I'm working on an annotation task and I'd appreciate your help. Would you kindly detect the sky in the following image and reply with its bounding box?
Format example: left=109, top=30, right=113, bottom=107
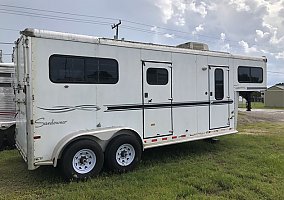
left=0, top=0, right=283, bottom=86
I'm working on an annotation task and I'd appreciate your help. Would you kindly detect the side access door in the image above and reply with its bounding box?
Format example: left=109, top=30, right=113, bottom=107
left=209, top=66, right=230, bottom=129
left=142, top=61, right=173, bottom=138
left=14, top=36, right=34, bottom=169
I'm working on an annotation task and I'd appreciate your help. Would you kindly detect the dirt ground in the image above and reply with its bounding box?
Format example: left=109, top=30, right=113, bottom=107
left=238, top=108, right=284, bottom=124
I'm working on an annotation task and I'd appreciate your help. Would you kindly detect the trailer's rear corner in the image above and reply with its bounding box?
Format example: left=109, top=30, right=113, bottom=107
left=14, top=34, right=36, bottom=170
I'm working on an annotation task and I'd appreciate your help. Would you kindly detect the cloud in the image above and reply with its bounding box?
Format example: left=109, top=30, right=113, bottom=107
left=175, top=17, right=185, bottom=26
left=150, top=0, right=283, bottom=85
left=164, top=33, right=174, bottom=38
left=150, top=26, right=158, bottom=32
left=154, top=0, right=173, bottom=23
left=188, top=1, right=208, bottom=18
left=229, top=0, right=250, bottom=12
left=219, top=33, right=231, bottom=51
left=192, top=24, right=204, bottom=35
left=154, top=0, right=213, bottom=24
left=220, top=32, right=226, bottom=42
left=275, top=51, right=284, bottom=59
left=255, top=29, right=270, bottom=42
left=222, top=43, right=231, bottom=52
left=256, top=29, right=269, bottom=38
left=239, top=40, right=258, bottom=53
left=269, top=29, right=284, bottom=45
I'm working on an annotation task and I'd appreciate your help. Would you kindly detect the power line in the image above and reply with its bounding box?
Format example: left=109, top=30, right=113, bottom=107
left=0, top=9, right=112, bottom=26
left=0, top=27, right=19, bottom=32
left=0, top=4, right=281, bottom=53
left=0, top=3, right=234, bottom=43
left=0, top=42, right=13, bottom=45
left=0, top=3, right=273, bottom=50
left=267, top=71, right=284, bottom=75
left=0, top=4, right=118, bottom=22
left=0, top=8, right=204, bottom=45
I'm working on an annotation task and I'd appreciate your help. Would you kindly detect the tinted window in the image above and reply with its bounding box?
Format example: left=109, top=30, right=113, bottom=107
left=238, top=67, right=250, bottom=82
left=0, top=73, right=11, bottom=78
left=0, top=83, right=11, bottom=87
left=250, top=67, right=263, bottom=83
left=215, top=69, right=224, bottom=100
left=49, top=55, right=118, bottom=84
left=238, top=66, right=263, bottom=83
left=147, top=68, right=168, bottom=85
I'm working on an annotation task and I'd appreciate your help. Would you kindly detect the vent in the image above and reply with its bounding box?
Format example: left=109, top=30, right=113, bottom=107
left=176, top=42, right=209, bottom=51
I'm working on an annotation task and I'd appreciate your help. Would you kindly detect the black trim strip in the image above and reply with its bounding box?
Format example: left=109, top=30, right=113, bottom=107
left=141, top=60, right=172, bottom=65
left=105, top=100, right=233, bottom=112
left=144, top=133, right=173, bottom=139
left=209, top=125, right=230, bottom=130
left=211, top=100, right=233, bottom=105
left=246, top=87, right=267, bottom=90
left=208, top=65, right=229, bottom=69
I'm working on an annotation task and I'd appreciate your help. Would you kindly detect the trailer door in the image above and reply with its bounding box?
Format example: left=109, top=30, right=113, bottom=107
left=143, top=61, right=173, bottom=138
left=209, top=66, right=230, bottom=129
left=14, top=37, right=29, bottom=158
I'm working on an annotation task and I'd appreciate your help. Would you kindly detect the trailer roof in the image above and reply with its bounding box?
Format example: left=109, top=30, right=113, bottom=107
left=20, top=28, right=266, bottom=62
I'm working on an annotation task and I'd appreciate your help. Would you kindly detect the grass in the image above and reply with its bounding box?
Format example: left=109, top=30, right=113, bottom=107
left=0, top=120, right=284, bottom=199
left=238, top=102, right=284, bottom=109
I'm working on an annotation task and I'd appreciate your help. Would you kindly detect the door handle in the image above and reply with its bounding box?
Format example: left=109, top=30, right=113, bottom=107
left=168, top=98, right=173, bottom=101
left=148, top=99, right=152, bottom=103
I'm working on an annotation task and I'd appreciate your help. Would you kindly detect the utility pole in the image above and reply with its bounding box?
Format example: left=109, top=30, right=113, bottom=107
left=112, top=20, right=121, bottom=40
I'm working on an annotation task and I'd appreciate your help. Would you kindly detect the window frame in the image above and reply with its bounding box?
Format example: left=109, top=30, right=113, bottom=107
left=49, top=54, right=119, bottom=84
left=214, top=68, right=224, bottom=100
left=238, top=66, right=263, bottom=83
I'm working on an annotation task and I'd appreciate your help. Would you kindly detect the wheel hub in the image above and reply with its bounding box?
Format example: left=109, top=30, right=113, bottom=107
left=116, top=144, right=135, bottom=166
left=121, top=150, right=127, bottom=158
left=72, top=149, right=96, bottom=174
left=79, top=156, right=87, bottom=165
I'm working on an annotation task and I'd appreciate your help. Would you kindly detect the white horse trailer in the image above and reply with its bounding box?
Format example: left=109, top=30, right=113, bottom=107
left=0, top=62, right=16, bottom=149
left=14, top=29, right=267, bottom=179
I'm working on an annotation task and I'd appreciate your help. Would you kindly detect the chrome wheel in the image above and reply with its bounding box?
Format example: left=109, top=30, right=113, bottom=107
left=116, top=144, right=135, bottom=166
left=72, top=149, right=96, bottom=174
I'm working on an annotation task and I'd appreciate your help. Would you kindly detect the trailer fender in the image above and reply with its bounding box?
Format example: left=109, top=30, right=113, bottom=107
left=52, top=127, right=142, bottom=167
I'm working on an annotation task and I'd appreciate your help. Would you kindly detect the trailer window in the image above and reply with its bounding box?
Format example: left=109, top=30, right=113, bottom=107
left=147, top=68, right=168, bottom=85
left=0, top=83, right=11, bottom=87
left=215, top=69, right=224, bottom=100
left=0, top=73, right=11, bottom=78
left=49, top=55, right=118, bottom=84
left=238, top=66, right=263, bottom=83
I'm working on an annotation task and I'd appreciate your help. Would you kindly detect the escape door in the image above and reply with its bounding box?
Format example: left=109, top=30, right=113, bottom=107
left=209, top=66, right=230, bottom=129
left=143, top=61, right=173, bottom=138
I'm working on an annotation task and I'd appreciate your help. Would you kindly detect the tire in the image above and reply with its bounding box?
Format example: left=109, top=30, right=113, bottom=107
left=105, top=134, right=142, bottom=173
left=6, top=125, right=15, bottom=147
left=61, top=139, right=104, bottom=180
left=0, top=133, right=3, bottom=150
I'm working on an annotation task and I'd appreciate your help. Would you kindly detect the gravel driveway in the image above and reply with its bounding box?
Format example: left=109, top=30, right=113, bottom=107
left=238, top=108, right=284, bottom=124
